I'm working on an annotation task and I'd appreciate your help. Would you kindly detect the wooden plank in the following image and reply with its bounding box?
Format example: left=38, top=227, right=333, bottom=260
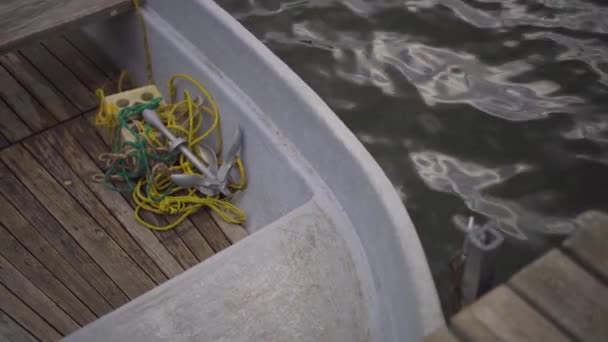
left=451, top=307, right=499, bottom=341
left=0, top=193, right=112, bottom=317
left=43, top=37, right=117, bottom=93
left=20, top=43, right=96, bottom=112
left=0, top=254, right=79, bottom=335
left=64, top=30, right=121, bottom=80
left=52, top=122, right=184, bottom=280
left=0, top=223, right=96, bottom=326
left=0, top=0, right=133, bottom=52
left=191, top=210, right=231, bottom=252
left=27, top=132, right=167, bottom=285
left=0, top=65, right=56, bottom=131
left=73, top=117, right=202, bottom=269
left=563, top=211, right=608, bottom=281
left=0, top=310, right=37, bottom=342
left=0, top=284, right=61, bottom=342
left=1, top=145, right=155, bottom=300
left=0, top=97, right=31, bottom=142
left=0, top=133, right=7, bottom=149
left=509, top=249, right=608, bottom=341
left=0, top=51, right=77, bottom=120
left=424, top=327, right=460, bottom=342
left=210, top=211, right=248, bottom=244
left=172, top=218, right=215, bottom=262
left=123, top=196, right=202, bottom=269
left=464, top=286, right=569, bottom=341
left=0, top=161, right=127, bottom=308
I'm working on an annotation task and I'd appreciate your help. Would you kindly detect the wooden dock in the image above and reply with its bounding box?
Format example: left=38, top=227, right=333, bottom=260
left=426, top=214, right=608, bottom=341
left=0, top=34, right=246, bottom=341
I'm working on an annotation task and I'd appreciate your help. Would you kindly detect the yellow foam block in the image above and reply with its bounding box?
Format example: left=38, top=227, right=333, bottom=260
left=104, top=85, right=166, bottom=111
left=104, top=85, right=166, bottom=144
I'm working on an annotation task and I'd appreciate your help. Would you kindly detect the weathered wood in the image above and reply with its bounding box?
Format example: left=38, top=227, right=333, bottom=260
left=0, top=159, right=127, bottom=308
left=464, top=286, right=569, bottom=341
left=52, top=122, right=184, bottom=279
left=173, top=218, right=215, bottom=262
left=451, top=306, right=499, bottom=341
left=0, top=310, right=37, bottom=342
left=0, top=283, right=61, bottom=342
left=509, top=249, right=608, bottom=341
left=0, top=65, right=56, bottom=131
left=24, top=133, right=165, bottom=286
left=0, top=224, right=96, bottom=325
left=0, top=0, right=133, bottom=52
left=1, top=145, right=154, bottom=300
left=210, top=211, right=248, bottom=244
left=0, top=254, right=79, bottom=335
left=74, top=117, right=202, bottom=269
left=43, top=37, right=117, bottom=93
left=0, top=192, right=112, bottom=316
left=424, top=327, right=460, bottom=342
left=0, top=51, right=77, bottom=120
left=64, top=30, right=121, bottom=80
left=563, top=211, right=608, bottom=281
left=20, top=43, right=97, bottom=112
left=191, top=210, right=231, bottom=252
left=125, top=197, right=202, bottom=269
left=0, top=98, right=31, bottom=142
left=0, top=134, right=7, bottom=149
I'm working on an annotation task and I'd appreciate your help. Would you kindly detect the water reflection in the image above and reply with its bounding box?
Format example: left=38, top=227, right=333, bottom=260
left=218, top=0, right=608, bottom=311
left=411, top=151, right=577, bottom=240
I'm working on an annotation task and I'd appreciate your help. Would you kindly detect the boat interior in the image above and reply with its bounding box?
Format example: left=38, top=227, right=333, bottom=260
left=0, top=1, right=443, bottom=341
left=0, top=31, right=256, bottom=340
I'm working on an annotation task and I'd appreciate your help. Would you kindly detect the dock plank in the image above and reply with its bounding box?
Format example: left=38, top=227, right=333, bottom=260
left=73, top=117, right=202, bottom=269
left=0, top=134, right=7, bottom=149
left=0, top=310, right=37, bottom=342
left=24, top=134, right=166, bottom=286
left=0, top=284, right=61, bottom=342
left=0, top=65, right=56, bottom=131
left=43, top=37, right=116, bottom=93
left=451, top=308, right=498, bottom=341
left=563, top=211, right=608, bottom=281
left=0, top=254, right=79, bottom=335
left=0, top=160, right=128, bottom=308
left=0, top=98, right=31, bottom=142
left=20, top=43, right=96, bottom=112
left=0, top=51, right=77, bottom=120
left=424, top=327, right=460, bottom=342
left=0, top=0, right=133, bottom=52
left=464, top=286, right=569, bottom=341
left=51, top=123, right=184, bottom=279
left=0, top=224, right=96, bottom=326
left=510, top=249, right=608, bottom=341
left=1, top=145, right=155, bottom=300
left=0, top=192, right=112, bottom=317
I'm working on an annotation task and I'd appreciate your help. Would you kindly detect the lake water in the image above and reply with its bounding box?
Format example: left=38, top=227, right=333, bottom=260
left=217, top=0, right=608, bottom=312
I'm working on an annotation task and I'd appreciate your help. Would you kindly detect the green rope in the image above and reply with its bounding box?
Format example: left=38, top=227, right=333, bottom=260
left=102, top=97, right=176, bottom=202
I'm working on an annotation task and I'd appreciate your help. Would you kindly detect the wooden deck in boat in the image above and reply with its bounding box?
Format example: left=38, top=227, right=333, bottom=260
left=426, top=214, right=608, bottom=341
left=0, top=0, right=133, bottom=52
left=0, top=33, right=246, bottom=341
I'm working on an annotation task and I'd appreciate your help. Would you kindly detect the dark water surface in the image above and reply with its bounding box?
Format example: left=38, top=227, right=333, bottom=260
left=217, top=0, right=608, bottom=312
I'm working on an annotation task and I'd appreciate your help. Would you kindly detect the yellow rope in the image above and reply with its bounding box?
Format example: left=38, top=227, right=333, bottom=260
left=95, top=74, right=247, bottom=231
left=92, top=1, right=246, bottom=231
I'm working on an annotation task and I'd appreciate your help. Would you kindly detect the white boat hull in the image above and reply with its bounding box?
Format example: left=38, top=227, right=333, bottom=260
left=65, top=1, right=443, bottom=340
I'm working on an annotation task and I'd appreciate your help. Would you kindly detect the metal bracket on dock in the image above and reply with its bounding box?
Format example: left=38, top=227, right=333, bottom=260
left=460, top=218, right=504, bottom=305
